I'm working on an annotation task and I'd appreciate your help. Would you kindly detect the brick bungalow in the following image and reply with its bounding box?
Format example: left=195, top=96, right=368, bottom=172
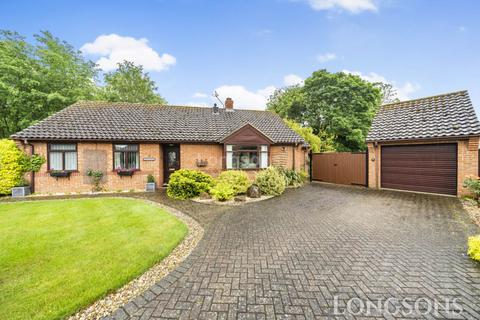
left=11, top=98, right=308, bottom=194
left=366, top=90, right=480, bottom=196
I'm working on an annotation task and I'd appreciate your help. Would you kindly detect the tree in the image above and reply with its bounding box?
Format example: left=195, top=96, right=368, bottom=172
left=267, top=85, right=334, bottom=151
left=0, top=30, right=98, bottom=138
left=267, top=86, right=306, bottom=123
left=284, top=119, right=335, bottom=153
left=304, top=70, right=382, bottom=151
left=375, top=82, right=400, bottom=104
left=100, top=61, right=167, bottom=104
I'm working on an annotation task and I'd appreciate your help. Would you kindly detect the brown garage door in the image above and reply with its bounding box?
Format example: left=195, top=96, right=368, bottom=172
left=381, top=144, right=457, bottom=195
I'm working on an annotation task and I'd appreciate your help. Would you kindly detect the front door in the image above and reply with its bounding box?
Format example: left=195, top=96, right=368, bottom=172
left=163, top=144, right=180, bottom=184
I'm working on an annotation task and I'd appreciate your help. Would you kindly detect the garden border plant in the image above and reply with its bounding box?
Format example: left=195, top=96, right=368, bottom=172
left=0, top=139, right=45, bottom=195
left=167, top=169, right=215, bottom=200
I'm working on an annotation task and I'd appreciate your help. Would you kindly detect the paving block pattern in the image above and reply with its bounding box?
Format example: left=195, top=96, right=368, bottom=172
left=108, top=184, right=480, bottom=319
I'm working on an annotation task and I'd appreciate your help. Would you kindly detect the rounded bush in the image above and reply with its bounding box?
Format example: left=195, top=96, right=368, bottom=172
left=275, top=166, right=307, bottom=187
left=217, top=170, right=251, bottom=195
left=0, top=139, right=29, bottom=195
left=254, top=166, right=286, bottom=196
left=210, top=182, right=235, bottom=202
left=167, top=169, right=215, bottom=200
left=468, top=235, right=480, bottom=261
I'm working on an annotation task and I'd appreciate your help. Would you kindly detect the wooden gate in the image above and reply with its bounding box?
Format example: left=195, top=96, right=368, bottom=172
left=311, top=152, right=367, bottom=186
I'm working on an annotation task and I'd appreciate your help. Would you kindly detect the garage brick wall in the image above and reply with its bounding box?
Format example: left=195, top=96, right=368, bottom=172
left=368, top=137, right=479, bottom=196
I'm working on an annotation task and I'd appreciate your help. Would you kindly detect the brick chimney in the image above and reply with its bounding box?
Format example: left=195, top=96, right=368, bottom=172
left=225, top=97, right=234, bottom=111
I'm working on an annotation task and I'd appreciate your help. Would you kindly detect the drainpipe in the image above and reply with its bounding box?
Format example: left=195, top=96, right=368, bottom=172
left=24, top=139, right=35, bottom=194
left=292, top=144, right=296, bottom=170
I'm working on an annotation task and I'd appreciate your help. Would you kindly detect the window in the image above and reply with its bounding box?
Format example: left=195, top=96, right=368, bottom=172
left=48, top=143, right=77, bottom=171
left=226, top=145, right=268, bottom=169
left=114, top=144, right=139, bottom=170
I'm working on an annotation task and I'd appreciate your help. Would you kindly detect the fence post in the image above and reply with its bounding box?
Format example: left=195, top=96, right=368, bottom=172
left=365, top=149, right=369, bottom=187
left=309, top=150, right=313, bottom=182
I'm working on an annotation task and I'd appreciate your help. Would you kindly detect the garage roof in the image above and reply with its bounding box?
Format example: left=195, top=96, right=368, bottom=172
left=366, top=90, right=480, bottom=142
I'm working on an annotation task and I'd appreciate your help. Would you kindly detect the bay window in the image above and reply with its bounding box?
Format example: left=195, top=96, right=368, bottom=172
left=48, top=143, right=77, bottom=171
left=114, top=144, right=139, bottom=170
left=226, top=145, right=268, bottom=169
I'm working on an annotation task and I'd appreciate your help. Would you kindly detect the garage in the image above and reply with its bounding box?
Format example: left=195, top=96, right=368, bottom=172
left=366, top=90, right=480, bottom=196
left=381, top=144, right=457, bottom=195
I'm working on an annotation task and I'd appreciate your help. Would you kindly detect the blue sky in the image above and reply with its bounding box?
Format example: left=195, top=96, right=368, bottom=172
left=1, top=0, right=479, bottom=112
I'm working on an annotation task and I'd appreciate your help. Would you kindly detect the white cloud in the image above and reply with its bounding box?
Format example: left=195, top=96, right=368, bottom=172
left=283, top=74, right=304, bottom=87
left=213, top=85, right=277, bottom=110
left=303, top=0, right=377, bottom=13
left=81, top=34, right=176, bottom=72
left=190, top=73, right=307, bottom=110
left=342, top=70, right=421, bottom=101
left=193, top=92, right=208, bottom=98
left=317, top=52, right=337, bottom=63
left=256, top=29, right=273, bottom=36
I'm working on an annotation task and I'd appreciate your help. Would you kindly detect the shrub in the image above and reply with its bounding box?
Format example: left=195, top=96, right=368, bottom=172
left=468, top=235, right=480, bottom=261
left=147, top=174, right=155, bottom=183
left=0, top=139, right=45, bottom=195
left=86, top=169, right=104, bottom=192
left=217, top=170, right=251, bottom=195
left=254, top=166, right=286, bottom=196
left=210, top=183, right=235, bottom=202
left=464, top=176, right=480, bottom=204
left=275, top=167, right=307, bottom=187
left=167, top=169, right=215, bottom=200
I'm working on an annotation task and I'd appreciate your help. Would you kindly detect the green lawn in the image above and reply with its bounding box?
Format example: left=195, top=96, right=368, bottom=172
left=0, top=198, right=188, bottom=320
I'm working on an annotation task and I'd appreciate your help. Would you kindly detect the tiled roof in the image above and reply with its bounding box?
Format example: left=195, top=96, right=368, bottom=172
left=366, top=90, right=480, bottom=142
left=11, top=101, right=305, bottom=144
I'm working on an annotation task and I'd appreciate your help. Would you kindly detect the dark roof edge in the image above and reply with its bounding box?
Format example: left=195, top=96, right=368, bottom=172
left=10, top=137, right=302, bottom=145
left=366, top=134, right=479, bottom=143
left=381, top=90, right=469, bottom=108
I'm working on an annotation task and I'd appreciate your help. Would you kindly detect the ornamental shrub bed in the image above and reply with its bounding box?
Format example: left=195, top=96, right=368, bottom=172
left=468, top=235, right=480, bottom=261
left=210, top=182, right=235, bottom=201
left=275, top=167, right=308, bottom=187
left=167, top=169, right=215, bottom=199
left=0, top=139, right=45, bottom=195
left=254, top=167, right=286, bottom=196
left=216, top=170, right=251, bottom=195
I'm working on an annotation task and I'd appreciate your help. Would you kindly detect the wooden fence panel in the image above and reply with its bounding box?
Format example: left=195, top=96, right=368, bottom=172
left=311, top=152, right=367, bottom=186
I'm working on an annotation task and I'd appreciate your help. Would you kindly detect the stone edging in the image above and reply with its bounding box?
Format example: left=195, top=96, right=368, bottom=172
left=68, top=199, right=204, bottom=320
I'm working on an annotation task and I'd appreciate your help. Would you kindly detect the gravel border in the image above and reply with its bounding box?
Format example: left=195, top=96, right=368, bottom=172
left=192, top=194, right=273, bottom=206
left=68, top=199, right=204, bottom=320
left=462, top=198, right=480, bottom=227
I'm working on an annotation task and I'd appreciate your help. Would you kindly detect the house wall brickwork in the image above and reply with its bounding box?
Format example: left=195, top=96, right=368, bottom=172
left=24, top=142, right=162, bottom=194
left=270, top=145, right=308, bottom=172
left=367, top=137, right=479, bottom=196
left=180, top=144, right=224, bottom=177
left=20, top=142, right=308, bottom=194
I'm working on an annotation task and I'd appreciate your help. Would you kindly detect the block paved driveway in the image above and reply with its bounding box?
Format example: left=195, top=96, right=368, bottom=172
left=111, top=183, right=480, bottom=319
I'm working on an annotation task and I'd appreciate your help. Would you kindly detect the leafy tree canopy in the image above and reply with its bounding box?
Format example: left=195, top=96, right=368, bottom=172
left=99, top=61, right=167, bottom=104
left=267, top=86, right=306, bottom=123
left=0, top=31, right=169, bottom=138
left=268, top=69, right=382, bottom=151
left=284, top=119, right=335, bottom=153
left=0, top=30, right=99, bottom=138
